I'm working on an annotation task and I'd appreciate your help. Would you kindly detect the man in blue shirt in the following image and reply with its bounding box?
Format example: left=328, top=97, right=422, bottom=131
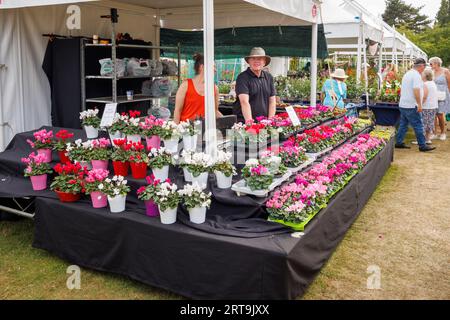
left=396, top=58, right=435, bottom=152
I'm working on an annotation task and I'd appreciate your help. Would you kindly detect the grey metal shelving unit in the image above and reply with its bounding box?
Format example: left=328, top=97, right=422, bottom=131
left=80, top=14, right=181, bottom=111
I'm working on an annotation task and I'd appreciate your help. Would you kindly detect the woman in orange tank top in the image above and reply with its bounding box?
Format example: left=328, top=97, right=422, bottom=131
left=173, top=53, right=222, bottom=124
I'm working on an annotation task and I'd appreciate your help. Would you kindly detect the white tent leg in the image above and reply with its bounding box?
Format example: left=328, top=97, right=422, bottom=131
left=362, top=25, right=369, bottom=106
left=356, top=16, right=362, bottom=84
left=310, top=22, right=318, bottom=107
left=203, top=0, right=217, bottom=158
left=378, top=42, right=383, bottom=90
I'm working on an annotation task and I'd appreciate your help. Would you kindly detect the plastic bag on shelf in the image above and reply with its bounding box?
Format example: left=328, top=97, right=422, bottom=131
left=148, top=106, right=171, bottom=120
left=151, top=78, right=172, bottom=97
left=162, top=60, right=178, bottom=76
left=126, top=58, right=151, bottom=77
left=99, top=58, right=126, bottom=77
left=149, top=60, right=163, bottom=76
left=141, top=80, right=153, bottom=96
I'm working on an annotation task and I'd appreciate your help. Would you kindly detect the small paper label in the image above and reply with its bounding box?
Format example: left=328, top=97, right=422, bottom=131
left=285, top=106, right=301, bottom=126
left=100, top=103, right=117, bottom=127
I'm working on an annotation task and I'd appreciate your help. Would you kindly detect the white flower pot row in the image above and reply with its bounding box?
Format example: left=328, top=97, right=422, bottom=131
left=158, top=205, right=207, bottom=224
left=182, top=170, right=232, bottom=189
left=84, top=125, right=98, bottom=139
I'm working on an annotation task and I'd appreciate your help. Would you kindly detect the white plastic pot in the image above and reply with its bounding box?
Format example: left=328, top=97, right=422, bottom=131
left=188, top=206, right=206, bottom=224
left=191, top=171, right=208, bottom=189
left=163, top=138, right=179, bottom=154
left=159, top=206, right=177, bottom=224
left=127, top=134, right=141, bottom=143
left=109, top=131, right=124, bottom=145
left=183, top=167, right=192, bottom=182
left=108, top=194, right=126, bottom=213
left=215, top=171, right=232, bottom=189
left=182, top=134, right=198, bottom=152
left=84, top=125, right=98, bottom=139
left=152, top=165, right=169, bottom=181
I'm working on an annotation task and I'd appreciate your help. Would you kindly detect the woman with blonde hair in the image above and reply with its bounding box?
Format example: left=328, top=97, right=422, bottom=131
left=429, top=57, right=450, bottom=140
left=420, top=68, right=439, bottom=144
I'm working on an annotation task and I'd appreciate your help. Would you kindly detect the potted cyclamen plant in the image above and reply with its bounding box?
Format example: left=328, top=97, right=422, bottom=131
left=279, top=142, right=309, bottom=168
left=80, top=109, right=101, bottom=139
left=123, top=110, right=142, bottom=143
left=50, top=162, right=87, bottom=202
left=179, top=150, right=194, bottom=182
left=147, top=147, right=172, bottom=181
left=103, top=175, right=130, bottom=213
left=154, top=179, right=180, bottom=224
left=178, top=183, right=211, bottom=224
left=212, top=151, right=236, bottom=189
left=66, top=139, right=93, bottom=170
left=111, top=139, right=131, bottom=177
left=88, top=138, right=111, bottom=170
left=21, top=152, right=53, bottom=191
left=259, top=151, right=287, bottom=178
left=128, top=141, right=149, bottom=179
left=159, top=120, right=181, bottom=154
left=140, top=115, right=165, bottom=149
left=27, top=129, right=54, bottom=163
left=183, top=151, right=213, bottom=189
left=179, top=120, right=200, bottom=152
left=242, top=159, right=274, bottom=191
left=53, top=129, right=74, bottom=164
left=84, top=169, right=110, bottom=208
left=137, top=175, right=161, bottom=217
left=108, top=113, right=128, bottom=144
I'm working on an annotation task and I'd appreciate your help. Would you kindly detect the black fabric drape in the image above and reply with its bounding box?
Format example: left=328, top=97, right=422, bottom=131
left=42, top=39, right=82, bottom=129
left=32, top=138, right=394, bottom=299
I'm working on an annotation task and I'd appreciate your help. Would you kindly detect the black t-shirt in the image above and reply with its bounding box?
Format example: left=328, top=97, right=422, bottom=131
left=233, top=68, right=276, bottom=122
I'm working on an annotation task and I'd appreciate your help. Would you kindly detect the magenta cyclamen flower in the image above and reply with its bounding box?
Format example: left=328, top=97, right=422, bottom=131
left=85, top=169, right=109, bottom=183
left=250, top=165, right=269, bottom=175
left=33, top=129, right=53, bottom=142
left=91, top=138, right=111, bottom=148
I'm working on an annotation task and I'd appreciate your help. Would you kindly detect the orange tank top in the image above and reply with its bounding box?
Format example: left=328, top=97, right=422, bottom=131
left=180, top=79, right=205, bottom=122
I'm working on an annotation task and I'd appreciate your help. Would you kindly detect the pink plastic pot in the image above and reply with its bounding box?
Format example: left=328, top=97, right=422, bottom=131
left=30, top=174, right=47, bottom=191
left=144, top=200, right=159, bottom=217
left=91, top=159, right=109, bottom=170
left=90, top=191, right=108, bottom=208
left=146, top=135, right=161, bottom=149
left=37, top=148, right=52, bottom=163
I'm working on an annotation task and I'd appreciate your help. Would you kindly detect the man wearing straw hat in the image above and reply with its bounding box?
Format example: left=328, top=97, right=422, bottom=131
left=321, top=68, right=348, bottom=109
left=233, top=47, right=276, bottom=122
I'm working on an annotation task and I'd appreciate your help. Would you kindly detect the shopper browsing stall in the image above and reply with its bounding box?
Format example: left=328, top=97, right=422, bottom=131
left=321, top=68, right=348, bottom=109
left=395, top=58, right=435, bottom=152
left=173, top=53, right=222, bottom=124
left=233, top=47, right=277, bottom=122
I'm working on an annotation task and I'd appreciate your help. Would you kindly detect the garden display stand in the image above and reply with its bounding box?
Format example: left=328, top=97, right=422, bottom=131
left=231, top=171, right=292, bottom=198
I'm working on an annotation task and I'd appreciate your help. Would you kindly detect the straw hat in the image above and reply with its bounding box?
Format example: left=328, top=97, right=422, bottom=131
left=330, top=68, right=349, bottom=79
left=245, top=47, right=271, bottom=66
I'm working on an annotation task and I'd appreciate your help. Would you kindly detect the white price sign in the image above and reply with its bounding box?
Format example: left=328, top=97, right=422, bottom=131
left=285, top=106, right=301, bottom=127
left=100, top=103, right=117, bottom=127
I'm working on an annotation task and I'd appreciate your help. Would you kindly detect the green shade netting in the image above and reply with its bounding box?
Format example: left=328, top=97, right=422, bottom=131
left=160, top=25, right=328, bottom=60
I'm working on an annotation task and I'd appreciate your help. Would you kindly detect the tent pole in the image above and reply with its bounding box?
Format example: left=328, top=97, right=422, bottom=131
left=378, top=42, right=383, bottom=90
left=203, top=0, right=217, bottom=158
left=356, top=16, right=362, bottom=84
left=362, top=22, right=369, bottom=107
left=310, top=22, right=318, bottom=107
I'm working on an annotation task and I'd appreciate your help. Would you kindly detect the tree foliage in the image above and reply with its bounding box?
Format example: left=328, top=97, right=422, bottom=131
left=382, top=0, right=432, bottom=33
left=435, top=0, right=450, bottom=26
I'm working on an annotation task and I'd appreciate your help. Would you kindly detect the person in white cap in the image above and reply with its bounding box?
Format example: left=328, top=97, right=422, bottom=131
left=321, top=68, right=348, bottom=109
left=233, top=47, right=276, bottom=122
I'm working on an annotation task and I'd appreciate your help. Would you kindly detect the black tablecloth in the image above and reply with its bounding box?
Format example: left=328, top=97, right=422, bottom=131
left=1, top=126, right=394, bottom=299
left=358, top=103, right=400, bottom=126
left=32, top=138, right=394, bottom=299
